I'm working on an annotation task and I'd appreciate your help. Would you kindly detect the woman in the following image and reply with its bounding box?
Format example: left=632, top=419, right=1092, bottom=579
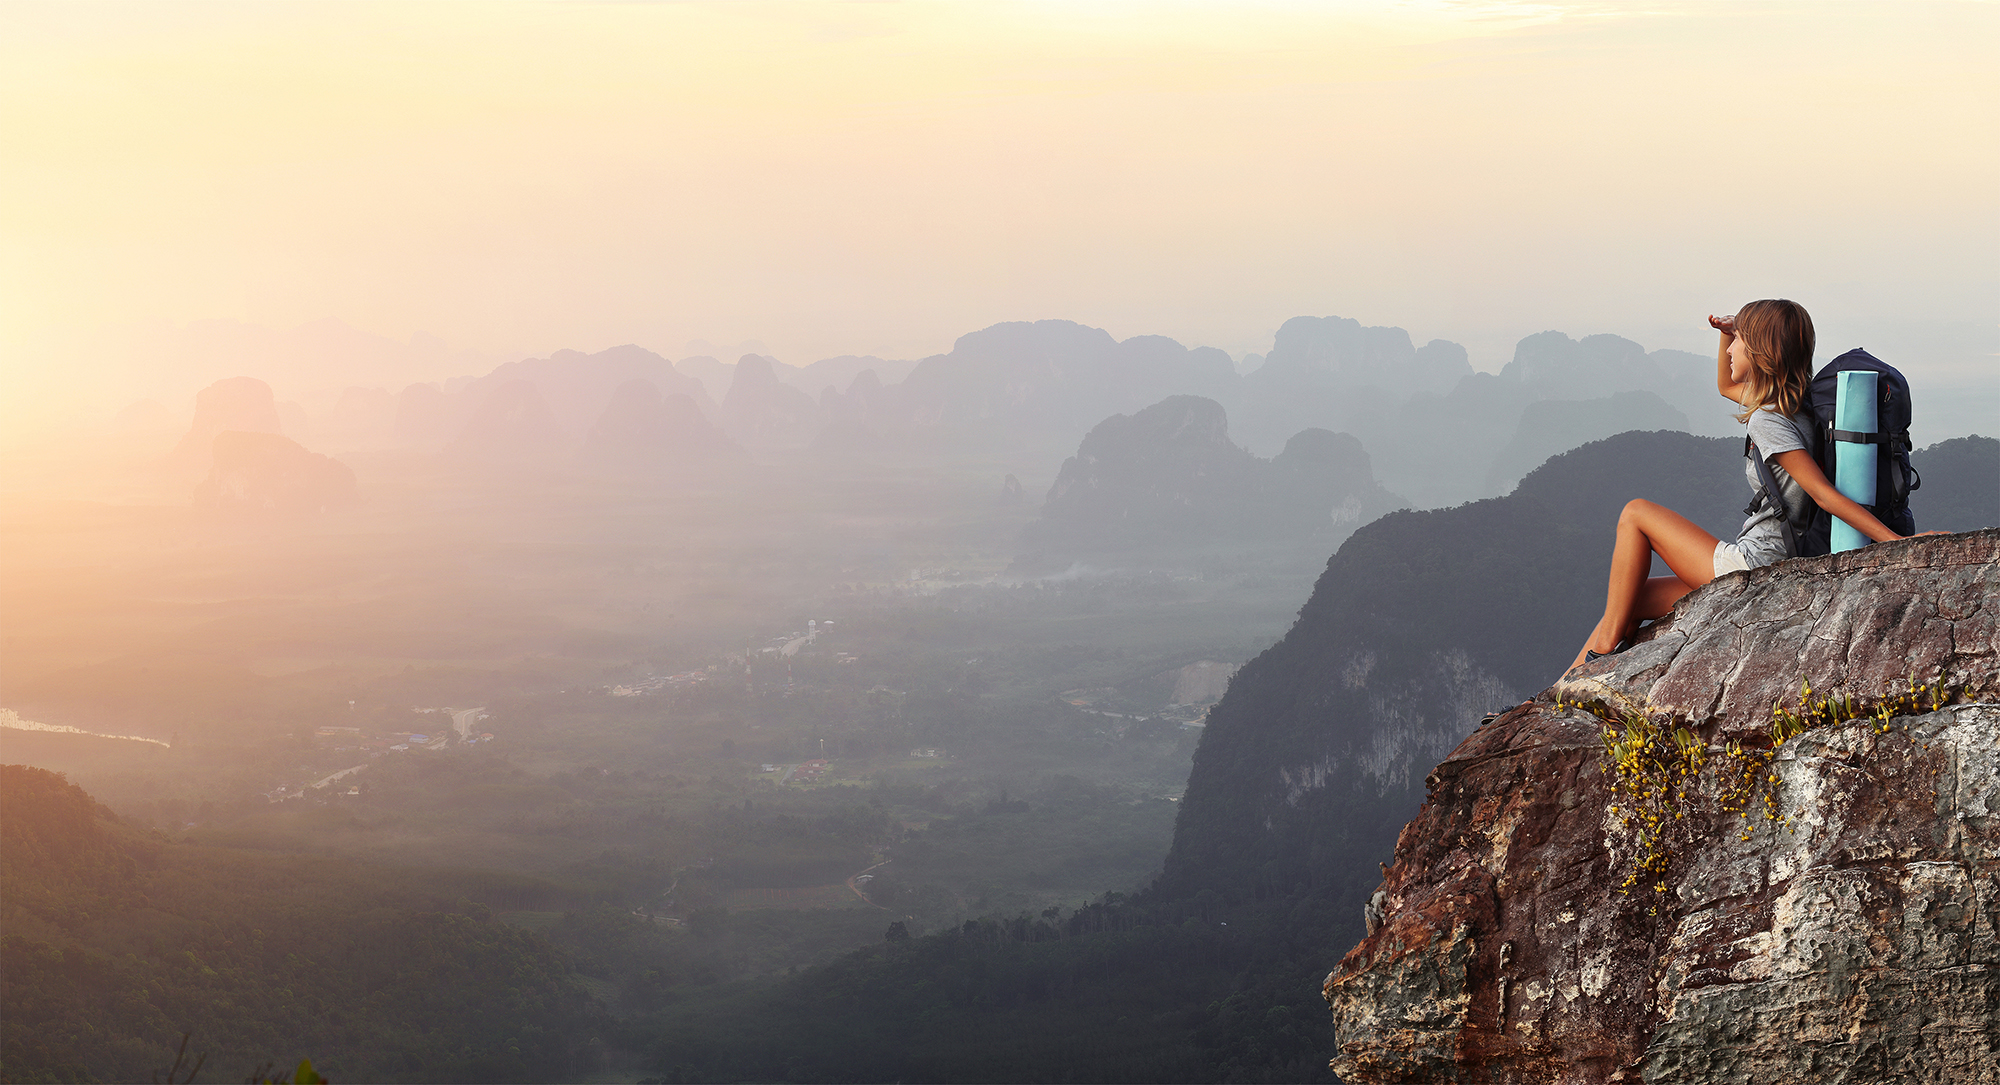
left=1566, top=299, right=1925, bottom=675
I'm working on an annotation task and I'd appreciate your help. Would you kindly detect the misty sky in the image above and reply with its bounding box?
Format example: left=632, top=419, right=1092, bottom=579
left=2, top=1, right=1994, bottom=440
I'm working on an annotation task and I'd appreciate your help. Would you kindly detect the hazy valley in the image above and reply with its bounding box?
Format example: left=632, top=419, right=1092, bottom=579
left=5, top=313, right=1996, bottom=1082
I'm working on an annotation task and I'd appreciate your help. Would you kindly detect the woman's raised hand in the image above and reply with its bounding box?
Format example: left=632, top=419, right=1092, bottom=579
left=1712, top=313, right=1747, bottom=400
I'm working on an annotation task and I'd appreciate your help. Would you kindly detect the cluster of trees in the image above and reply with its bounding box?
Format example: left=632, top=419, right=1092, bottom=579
left=0, top=766, right=605, bottom=1083
left=621, top=885, right=1351, bottom=1083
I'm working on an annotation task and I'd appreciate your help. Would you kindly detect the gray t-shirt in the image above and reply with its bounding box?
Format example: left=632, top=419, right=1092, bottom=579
left=1737, top=405, right=1818, bottom=566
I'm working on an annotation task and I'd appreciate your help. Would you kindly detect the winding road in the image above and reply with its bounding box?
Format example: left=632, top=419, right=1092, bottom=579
left=310, top=764, right=367, bottom=790
left=845, top=859, right=892, bottom=907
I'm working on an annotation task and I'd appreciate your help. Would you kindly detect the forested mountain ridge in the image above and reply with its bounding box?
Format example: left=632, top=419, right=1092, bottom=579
left=1157, top=428, right=1998, bottom=922
left=1910, top=434, right=2000, bottom=533
left=1153, top=430, right=1746, bottom=917
left=0, top=765, right=605, bottom=1083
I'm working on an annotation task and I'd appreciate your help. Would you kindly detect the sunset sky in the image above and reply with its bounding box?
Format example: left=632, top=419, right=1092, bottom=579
left=3, top=0, right=1994, bottom=441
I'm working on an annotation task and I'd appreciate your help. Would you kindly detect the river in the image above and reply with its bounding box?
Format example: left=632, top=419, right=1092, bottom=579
left=0, top=708, right=171, bottom=747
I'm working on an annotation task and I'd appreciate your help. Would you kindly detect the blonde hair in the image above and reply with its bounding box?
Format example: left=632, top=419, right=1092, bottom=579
left=1732, top=299, right=1815, bottom=422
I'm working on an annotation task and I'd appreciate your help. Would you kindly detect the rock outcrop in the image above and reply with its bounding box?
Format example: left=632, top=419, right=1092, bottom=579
left=194, top=431, right=360, bottom=514
left=162, top=376, right=284, bottom=480
left=1016, top=395, right=1402, bottom=560
left=1028, top=395, right=1262, bottom=547
left=1323, top=529, right=2000, bottom=1083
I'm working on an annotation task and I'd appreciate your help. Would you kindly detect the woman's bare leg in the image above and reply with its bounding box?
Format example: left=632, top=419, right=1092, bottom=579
left=1569, top=500, right=1721, bottom=673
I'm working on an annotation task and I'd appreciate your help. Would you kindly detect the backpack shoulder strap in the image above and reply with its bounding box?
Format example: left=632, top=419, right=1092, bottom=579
left=1745, top=436, right=1801, bottom=559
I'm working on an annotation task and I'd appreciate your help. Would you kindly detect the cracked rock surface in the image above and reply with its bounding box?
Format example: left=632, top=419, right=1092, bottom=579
left=1322, top=529, right=2000, bottom=1083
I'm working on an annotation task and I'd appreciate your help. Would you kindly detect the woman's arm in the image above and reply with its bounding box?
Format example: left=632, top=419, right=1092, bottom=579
left=1710, top=315, right=1750, bottom=403
left=1770, top=449, right=1903, bottom=542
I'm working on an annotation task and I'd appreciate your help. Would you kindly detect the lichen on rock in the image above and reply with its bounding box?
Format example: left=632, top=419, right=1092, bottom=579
left=1323, top=529, right=2000, bottom=1084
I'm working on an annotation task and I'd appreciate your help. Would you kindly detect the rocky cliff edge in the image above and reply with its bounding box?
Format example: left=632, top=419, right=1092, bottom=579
left=1323, top=528, right=1999, bottom=1083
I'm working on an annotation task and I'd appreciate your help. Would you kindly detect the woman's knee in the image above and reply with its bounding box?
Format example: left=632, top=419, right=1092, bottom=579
left=1618, top=499, right=1664, bottom=529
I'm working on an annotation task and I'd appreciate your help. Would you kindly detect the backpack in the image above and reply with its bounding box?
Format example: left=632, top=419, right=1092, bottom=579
left=1745, top=347, right=1919, bottom=558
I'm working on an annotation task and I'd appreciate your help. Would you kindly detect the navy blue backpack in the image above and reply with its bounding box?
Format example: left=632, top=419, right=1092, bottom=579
left=1745, top=347, right=1919, bottom=558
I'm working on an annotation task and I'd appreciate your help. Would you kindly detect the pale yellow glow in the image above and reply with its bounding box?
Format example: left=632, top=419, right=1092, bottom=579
left=2, top=1, right=1994, bottom=441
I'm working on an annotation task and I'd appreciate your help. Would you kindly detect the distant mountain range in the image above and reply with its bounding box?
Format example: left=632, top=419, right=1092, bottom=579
left=826, top=321, right=1239, bottom=450
left=719, top=355, right=820, bottom=449
left=1909, top=435, right=2000, bottom=533
left=583, top=379, right=742, bottom=470
left=1481, top=389, right=1690, bottom=495
left=399, top=344, right=720, bottom=454
left=1332, top=333, right=1737, bottom=507
left=153, top=317, right=1991, bottom=518
left=674, top=352, right=919, bottom=405
left=1229, top=315, right=1473, bottom=457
